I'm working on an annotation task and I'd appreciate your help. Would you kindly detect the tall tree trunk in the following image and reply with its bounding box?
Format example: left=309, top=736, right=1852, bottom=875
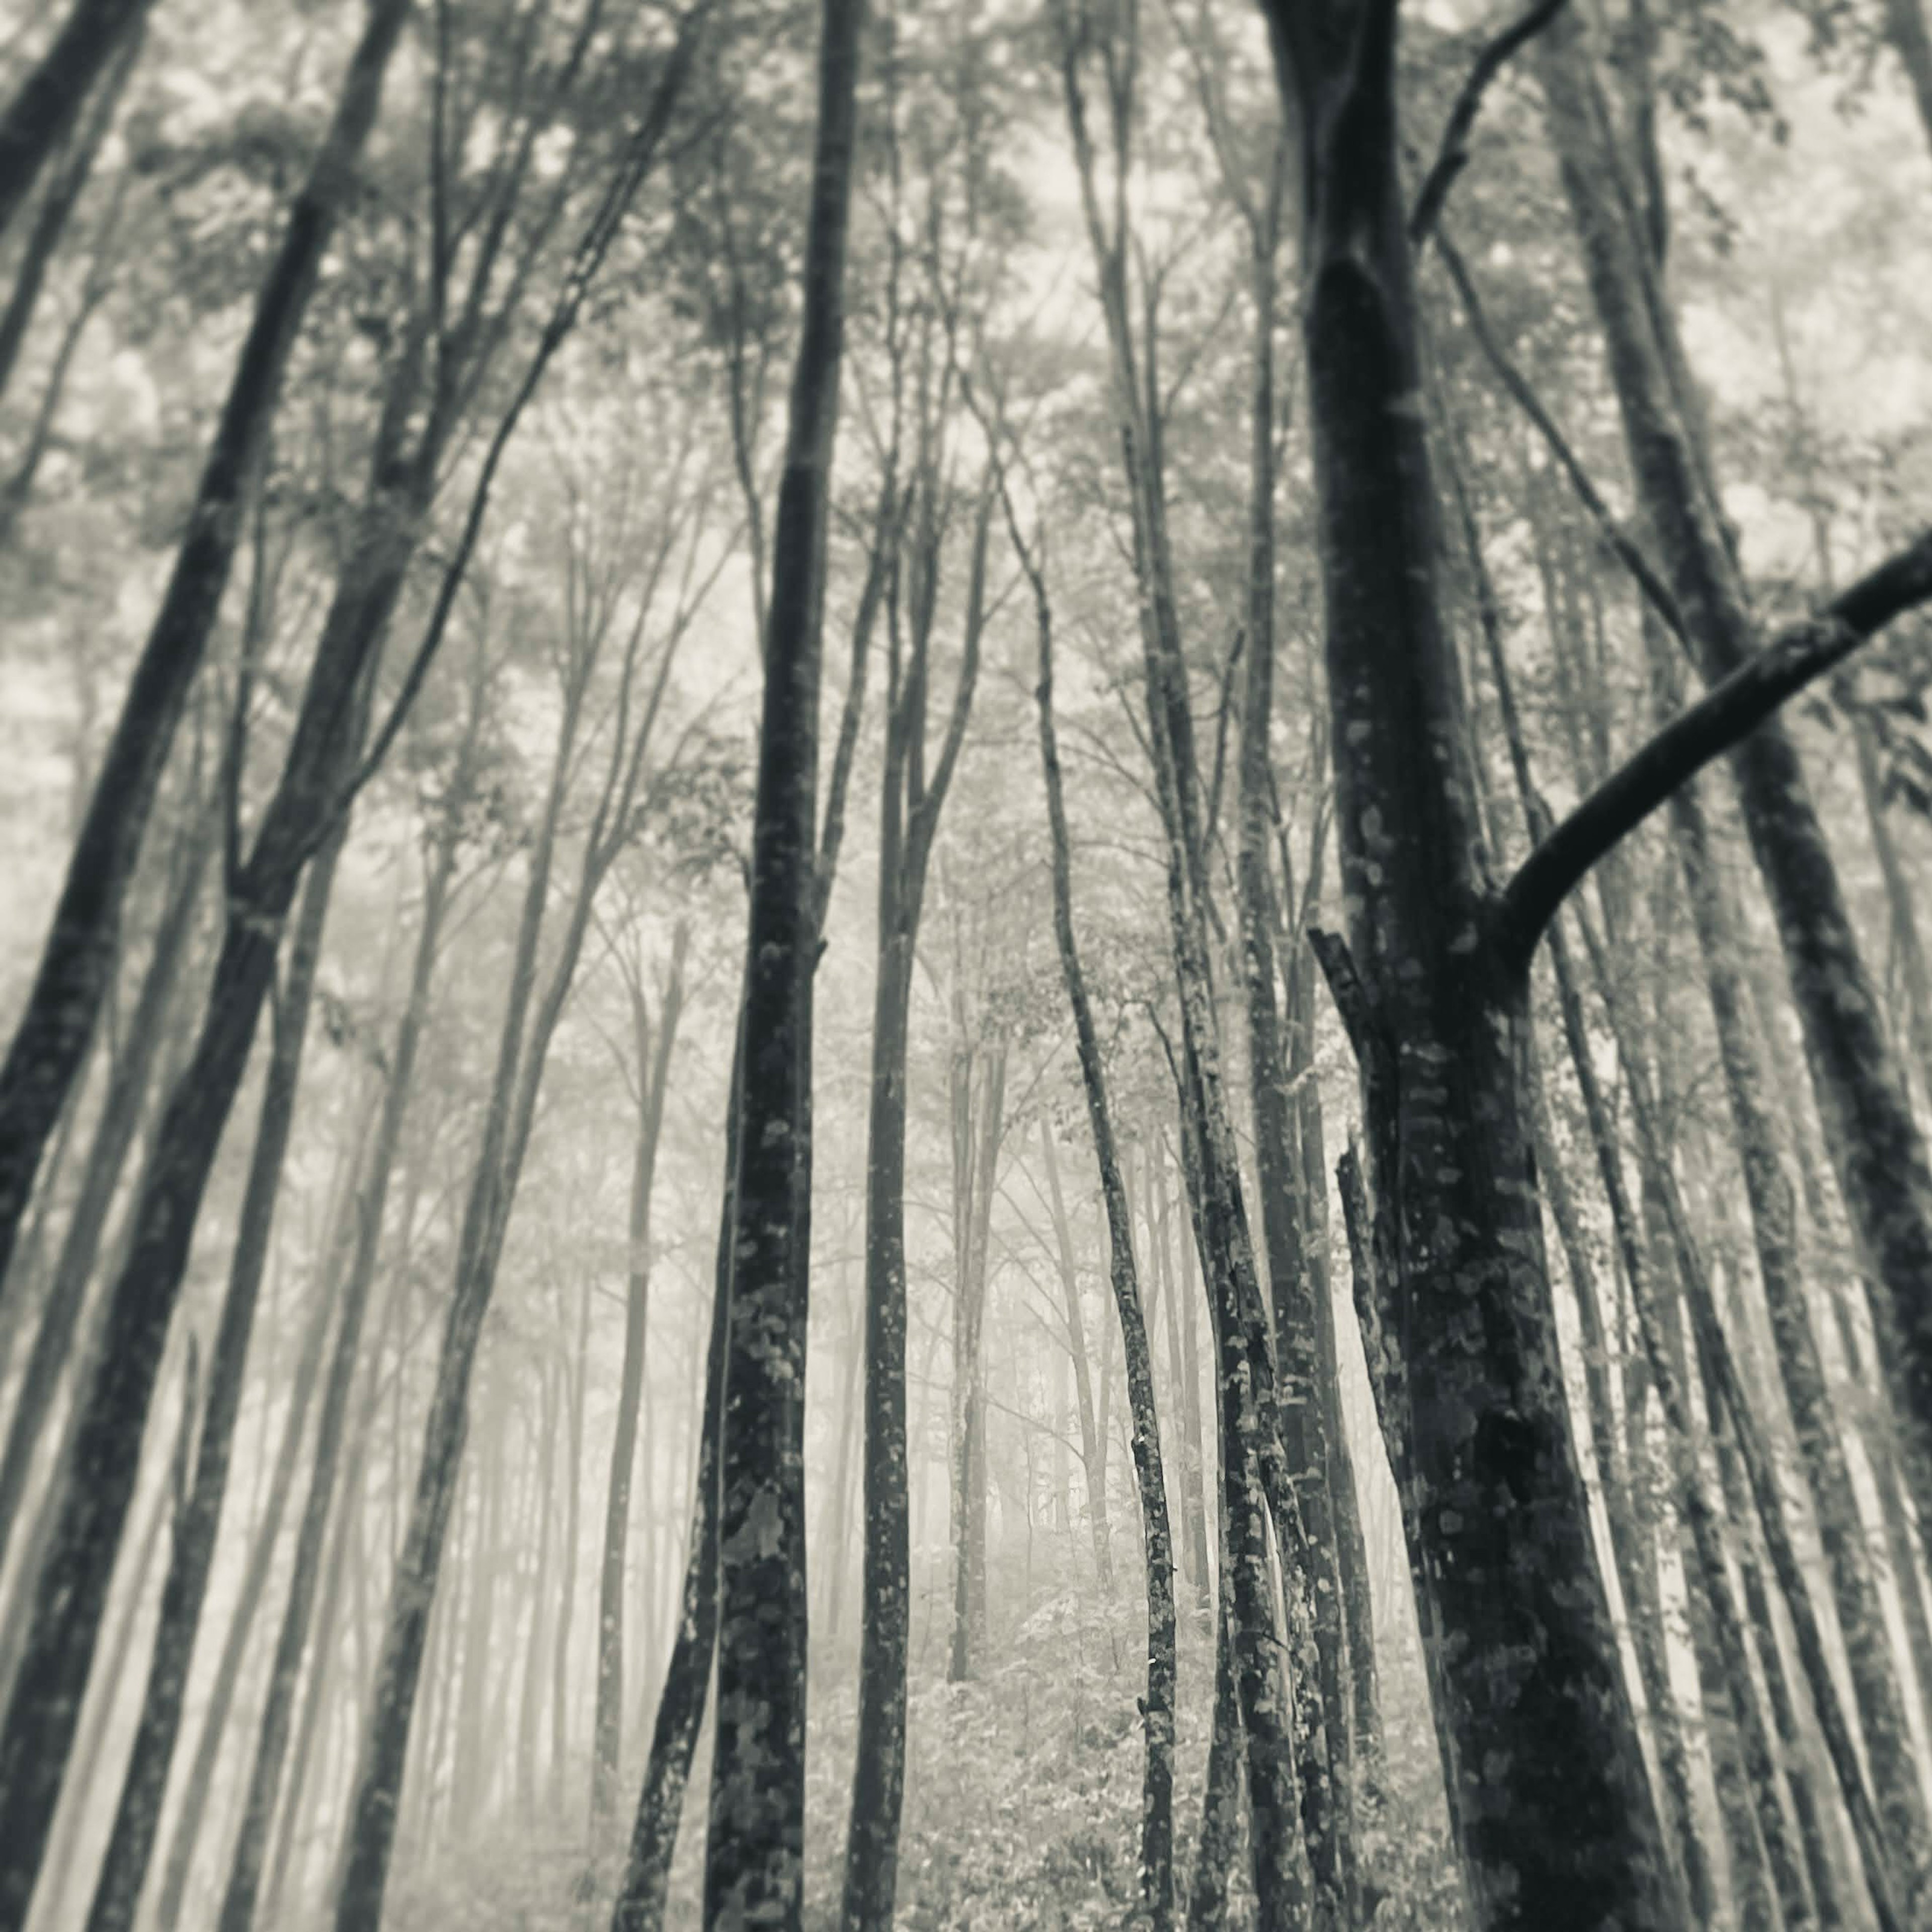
left=0, top=15, right=137, bottom=408
left=1020, top=503, right=1177, bottom=1926
left=556, top=1271, right=592, bottom=1812
left=593, top=937, right=687, bottom=1832
left=1232, top=173, right=1353, bottom=1904
left=841, top=461, right=986, bottom=1924
left=1257, top=4, right=1675, bottom=1922
left=517, top=1360, right=560, bottom=1818
left=0, top=0, right=409, bottom=1294
left=0, top=364, right=424, bottom=1925
left=704, top=0, right=860, bottom=1909
left=84, top=800, right=350, bottom=1932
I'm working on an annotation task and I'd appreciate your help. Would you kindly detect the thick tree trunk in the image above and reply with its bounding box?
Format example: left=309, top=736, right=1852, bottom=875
left=706, top=0, right=859, bottom=1916
left=1255, top=6, right=1674, bottom=1922
left=0, top=0, right=149, bottom=242
left=593, top=942, right=687, bottom=1831
left=84, top=804, right=350, bottom=1932
left=1187, top=1562, right=1243, bottom=1932
left=0, top=0, right=409, bottom=1295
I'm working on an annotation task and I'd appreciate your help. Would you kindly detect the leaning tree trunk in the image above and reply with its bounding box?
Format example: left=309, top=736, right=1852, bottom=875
left=0, top=0, right=410, bottom=1297
left=1041, top=1122, right=1112, bottom=1586
left=592, top=936, right=687, bottom=1834
left=0, top=391, right=426, bottom=1927
left=84, top=799, right=351, bottom=1932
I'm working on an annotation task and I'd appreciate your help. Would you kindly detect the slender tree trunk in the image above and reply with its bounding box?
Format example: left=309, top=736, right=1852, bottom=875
left=556, top=1272, right=592, bottom=1812
left=1041, top=1124, right=1111, bottom=1586
left=518, top=1359, right=559, bottom=1817
left=1021, top=512, right=1177, bottom=1926
left=593, top=939, right=687, bottom=1832
left=609, top=1060, right=737, bottom=1932
left=1187, top=1560, right=1243, bottom=1932
left=210, top=760, right=467, bottom=1932
left=949, top=1035, right=1003, bottom=1682
left=0, top=0, right=410, bottom=1293
left=1233, top=191, right=1352, bottom=1907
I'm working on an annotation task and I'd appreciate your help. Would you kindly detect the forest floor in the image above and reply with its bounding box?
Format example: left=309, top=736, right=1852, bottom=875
left=380, top=1559, right=1461, bottom=1931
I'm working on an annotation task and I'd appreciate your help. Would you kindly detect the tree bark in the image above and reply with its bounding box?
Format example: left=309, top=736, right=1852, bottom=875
left=1041, top=1121, right=1111, bottom=1586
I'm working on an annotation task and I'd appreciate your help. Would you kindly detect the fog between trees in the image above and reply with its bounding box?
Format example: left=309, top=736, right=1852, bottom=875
left=2, top=0, right=1932, bottom=1927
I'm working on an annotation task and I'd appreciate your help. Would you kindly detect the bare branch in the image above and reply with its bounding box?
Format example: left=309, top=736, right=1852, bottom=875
left=1408, top=0, right=1570, bottom=247
left=1499, top=528, right=1932, bottom=972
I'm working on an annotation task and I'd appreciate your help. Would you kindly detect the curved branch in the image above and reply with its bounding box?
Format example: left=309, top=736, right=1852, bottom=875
left=1497, top=528, right=1932, bottom=972
left=1408, top=0, right=1571, bottom=246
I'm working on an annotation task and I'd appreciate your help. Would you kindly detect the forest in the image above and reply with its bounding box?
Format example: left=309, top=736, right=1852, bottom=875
left=2, top=0, right=1931, bottom=1925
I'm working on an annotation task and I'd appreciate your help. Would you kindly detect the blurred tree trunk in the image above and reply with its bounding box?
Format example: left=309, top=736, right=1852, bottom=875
left=948, top=1024, right=1003, bottom=1682
left=556, top=1271, right=592, bottom=1809
left=592, top=936, right=687, bottom=1831
left=1041, top=1123, right=1110, bottom=1586
left=0, top=0, right=150, bottom=242
left=1886, top=0, right=1932, bottom=152
left=0, top=0, right=409, bottom=1296
left=0, top=15, right=137, bottom=408
left=518, top=1360, right=560, bottom=1816
left=84, top=796, right=350, bottom=1932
